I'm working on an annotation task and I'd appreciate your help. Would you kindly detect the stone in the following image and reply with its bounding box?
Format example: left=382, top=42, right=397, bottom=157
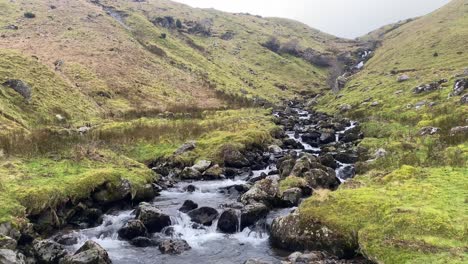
left=135, top=202, right=171, bottom=233
left=370, top=101, right=380, bottom=107
left=130, top=237, right=160, bottom=248
left=303, top=169, right=340, bottom=190
left=319, top=154, right=338, bottom=169
left=180, top=167, right=202, bottom=179
left=240, top=203, right=269, bottom=229
left=174, top=141, right=196, bottom=155
left=0, top=235, right=17, bottom=250
left=179, top=200, right=198, bottom=213
left=217, top=209, right=240, bottom=234
left=158, top=239, right=191, bottom=254
left=412, top=82, right=441, bottom=94
left=203, top=164, right=224, bottom=179
left=418, top=126, right=440, bottom=136
left=53, top=233, right=78, bottom=246
left=223, top=147, right=249, bottom=168
left=92, top=179, right=131, bottom=205
left=61, top=240, right=111, bottom=264
left=451, top=78, right=467, bottom=96
left=240, top=177, right=280, bottom=206
left=281, top=188, right=302, bottom=206
left=118, top=220, right=148, bottom=240
left=334, top=152, right=358, bottom=164
left=319, top=130, right=335, bottom=144
left=397, top=74, right=410, bottom=82
left=133, top=184, right=157, bottom=202
left=187, top=207, right=219, bottom=226
left=192, top=160, right=211, bottom=173
left=33, top=239, right=68, bottom=264
left=270, top=214, right=357, bottom=258
left=0, top=249, right=25, bottom=264
left=450, top=126, right=468, bottom=136
left=2, top=79, right=32, bottom=101
left=268, top=145, right=283, bottom=154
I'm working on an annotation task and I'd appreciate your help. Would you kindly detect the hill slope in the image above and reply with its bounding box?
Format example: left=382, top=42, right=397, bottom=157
left=306, top=0, right=468, bottom=263
left=0, top=0, right=358, bottom=133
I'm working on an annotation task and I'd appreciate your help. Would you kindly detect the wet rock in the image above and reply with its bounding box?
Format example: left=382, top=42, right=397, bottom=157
left=290, top=154, right=319, bottom=177
left=136, top=203, right=171, bottom=233
left=283, top=138, right=304, bottom=150
left=241, top=203, right=269, bottom=229
left=180, top=167, right=202, bottom=179
left=0, top=235, right=17, bottom=250
left=281, top=188, right=302, bottom=206
left=278, top=158, right=296, bottom=178
left=418, top=126, right=440, bottom=136
left=217, top=209, right=240, bottom=234
left=184, top=184, right=197, bottom=193
left=270, top=214, right=357, bottom=258
left=304, top=169, right=340, bottom=190
left=203, top=164, right=224, bottom=179
left=397, top=74, right=410, bottom=82
left=192, top=160, right=212, bottom=173
left=179, top=200, right=198, bottom=213
left=0, top=249, right=25, bottom=264
left=159, top=239, right=191, bottom=255
left=187, top=207, right=219, bottom=226
left=334, top=153, right=358, bottom=164
left=92, top=179, right=131, bottom=205
left=301, top=131, right=321, bottom=145
left=61, top=240, right=111, bottom=264
left=118, top=220, right=148, bottom=240
left=319, top=130, right=336, bottom=144
left=450, top=126, right=468, bottom=136
left=223, top=147, right=250, bottom=168
left=268, top=145, right=283, bottom=154
left=451, top=78, right=467, bottom=96
left=174, top=141, right=196, bottom=155
left=33, top=239, right=68, bottom=263
left=2, top=79, right=32, bottom=101
left=130, top=236, right=160, bottom=248
left=53, top=233, right=78, bottom=246
left=133, top=184, right=157, bottom=202
left=319, top=154, right=338, bottom=169
left=240, top=177, right=280, bottom=206
left=249, top=172, right=268, bottom=183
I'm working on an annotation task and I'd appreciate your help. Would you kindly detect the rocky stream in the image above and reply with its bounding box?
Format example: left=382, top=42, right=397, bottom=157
left=1, top=101, right=371, bottom=264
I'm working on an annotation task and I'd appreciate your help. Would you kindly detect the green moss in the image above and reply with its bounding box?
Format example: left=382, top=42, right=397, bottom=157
left=300, top=167, right=467, bottom=263
left=279, top=176, right=308, bottom=193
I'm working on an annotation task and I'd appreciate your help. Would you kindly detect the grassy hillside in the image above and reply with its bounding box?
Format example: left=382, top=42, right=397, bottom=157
left=305, top=0, right=468, bottom=263
left=0, top=0, right=357, bottom=133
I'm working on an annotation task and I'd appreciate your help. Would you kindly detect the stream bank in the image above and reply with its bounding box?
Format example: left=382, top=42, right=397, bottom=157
left=1, top=100, right=370, bottom=264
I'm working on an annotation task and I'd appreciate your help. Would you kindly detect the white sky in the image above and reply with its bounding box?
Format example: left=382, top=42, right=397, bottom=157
left=172, top=0, right=451, bottom=39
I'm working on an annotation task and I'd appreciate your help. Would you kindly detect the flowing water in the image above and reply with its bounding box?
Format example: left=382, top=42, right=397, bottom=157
left=58, top=107, right=356, bottom=263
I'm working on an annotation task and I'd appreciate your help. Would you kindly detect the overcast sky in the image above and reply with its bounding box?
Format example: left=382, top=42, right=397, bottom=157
left=173, top=0, right=451, bottom=38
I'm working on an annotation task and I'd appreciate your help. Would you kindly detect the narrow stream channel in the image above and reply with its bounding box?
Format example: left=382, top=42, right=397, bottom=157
left=55, top=104, right=358, bottom=264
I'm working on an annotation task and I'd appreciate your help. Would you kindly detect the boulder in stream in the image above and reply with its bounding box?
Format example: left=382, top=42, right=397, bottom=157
left=203, top=164, right=224, bottom=179
left=217, top=209, right=240, bottom=234
left=240, top=203, right=269, bottom=229
left=0, top=249, right=25, bottom=264
left=32, top=239, right=68, bottom=263
left=135, top=203, right=171, bottom=233
left=187, top=207, right=219, bottom=226
left=240, top=177, right=280, bottom=206
left=61, top=240, right=111, bottom=264
left=159, top=239, right=191, bottom=254
left=179, top=200, right=198, bottom=213
left=118, top=220, right=148, bottom=240
left=223, top=146, right=250, bottom=168
left=281, top=187, right=302, bottom=206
